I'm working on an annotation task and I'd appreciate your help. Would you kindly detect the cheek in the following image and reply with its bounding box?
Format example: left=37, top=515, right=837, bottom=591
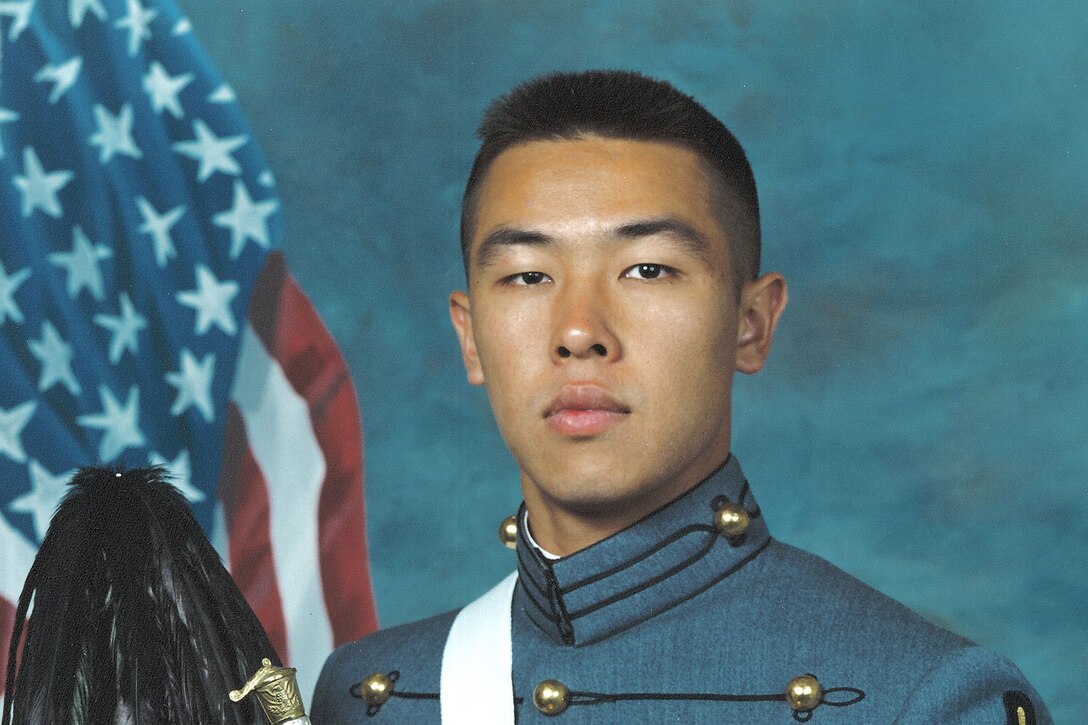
left=474, top=305, right=536, bottom=371
left=473, top=306, right=548, bottom=421
left=628, top=303, right=736, bottom=441
left=644, top=313, right=735, bottom=445
left=630, top=298, right=736, bottom=372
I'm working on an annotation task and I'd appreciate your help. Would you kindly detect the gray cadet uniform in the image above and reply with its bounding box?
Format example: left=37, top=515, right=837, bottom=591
left=312, top=455, right=1050, bottom=723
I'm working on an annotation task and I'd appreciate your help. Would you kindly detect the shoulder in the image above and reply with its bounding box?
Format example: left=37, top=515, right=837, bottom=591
left=755, top=539, right=972, bottom=651
left=893, top=645, right=1053, bottom=723
left=310, top=609, right=458, bottom=723
left=744, top=540, right=1052, bottom=722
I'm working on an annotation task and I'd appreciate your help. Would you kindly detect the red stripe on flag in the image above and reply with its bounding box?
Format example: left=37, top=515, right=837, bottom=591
left=0, top=595, right=15, bottom=698
left=282, top=272, right=378, bottom=642
left=248, top=253, right=378, bottom=644
left=217, top=403, right=290, bottom=661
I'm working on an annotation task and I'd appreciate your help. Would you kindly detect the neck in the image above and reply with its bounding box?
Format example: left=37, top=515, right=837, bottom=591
left=521, top=453, right=732, bottom=556
left=521, top=502, right=634, bottom=557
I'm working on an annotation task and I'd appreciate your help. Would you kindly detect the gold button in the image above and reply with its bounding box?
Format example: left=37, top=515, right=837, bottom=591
left=713, top=502, right=749, bottom=537
left=533, top=679, right=570, bottom=716
left=359, top=672, right=394, bottom=707
left=785, top=674, right=822, bottom=711
left=499, top=515, right=518, bottom=549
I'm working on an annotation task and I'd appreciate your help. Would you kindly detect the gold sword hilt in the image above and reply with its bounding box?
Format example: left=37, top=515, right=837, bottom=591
left=230, top=657, right=311, bottom=724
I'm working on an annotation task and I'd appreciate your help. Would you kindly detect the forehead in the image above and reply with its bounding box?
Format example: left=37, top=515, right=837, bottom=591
left=470, top=137, right=726, bottom=253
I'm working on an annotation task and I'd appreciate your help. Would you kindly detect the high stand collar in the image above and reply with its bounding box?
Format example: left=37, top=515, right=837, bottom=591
left=513, top=455, right=770, bottom=647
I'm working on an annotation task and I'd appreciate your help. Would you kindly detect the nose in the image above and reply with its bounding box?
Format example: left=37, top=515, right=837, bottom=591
left=551, top=282, right=620, bottom=364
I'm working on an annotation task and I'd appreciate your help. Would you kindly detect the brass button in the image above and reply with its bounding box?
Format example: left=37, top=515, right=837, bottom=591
left=499, top=515, right=518, bottom=549
left=359, top=672, right=394, bottom=707
left=713, top=502, right=749, bottom=537
left=785, top=674, right=822, bottom=712
left=533, top=679, right=570, bottom=716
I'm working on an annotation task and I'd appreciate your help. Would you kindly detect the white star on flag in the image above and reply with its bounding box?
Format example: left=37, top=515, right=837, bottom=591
left=136, top=196, right=185, bottom=267
left=143, top=61, right=193, bottom=118
left=0, top=107, right=18, bottom=159
left=12, top=146, right=75, bottom=218
left=208, top=84, right=236, bottom=104
left=69, top=0, right=107, bottom=28
left=0, top=400, right=36, bottom=464
left=48, top=225, right=113, bottom=301
left=215, top=180, right=280, bottom=259
left=172, top=17, right=192, bottom=35
left=0, top=1, right=32, bottom=41
left=113, top=0, right=158, bottom=57
left=176, top=264, right=239, bottom=336
left=93, top=292, right=148, bottom=363
left=8, top=460, right=77, bottom=541
left=172, top=119, right=247, bottom=182
left=29, top=321, right=82, bottom=395
left=0, top=261, right=30, bottom=326
left=165, top=348, right=215, bottom=422
left=33, top=56, right=83, bottom=105
left=148, top=449, right=204, bottom=502
left=89, top=103, right=144, bottom=163
left=77, top=385, right=145, bottom=461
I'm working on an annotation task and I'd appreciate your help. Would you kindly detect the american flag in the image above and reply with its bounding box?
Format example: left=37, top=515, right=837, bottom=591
left=0, top=0, right=377, bottom=702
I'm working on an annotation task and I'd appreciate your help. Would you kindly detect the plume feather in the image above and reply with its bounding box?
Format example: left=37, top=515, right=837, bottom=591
left=3, top=467, right=279, bottom=725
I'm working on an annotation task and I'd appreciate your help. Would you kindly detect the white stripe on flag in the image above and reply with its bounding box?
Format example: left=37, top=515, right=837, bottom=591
left=231, top=324, right=332, bottom=701
left=210, top=501, right=230, bottom=566
left=0, top=511, right=36, bottom=604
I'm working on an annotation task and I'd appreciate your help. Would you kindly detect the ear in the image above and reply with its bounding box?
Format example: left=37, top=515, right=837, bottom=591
left=449, top=290, right=485, bottom=386
left=735, top=272, right=788, bottom=374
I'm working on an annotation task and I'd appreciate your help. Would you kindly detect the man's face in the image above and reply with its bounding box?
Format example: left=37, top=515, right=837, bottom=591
left=450, top=136, right=779, bottom=542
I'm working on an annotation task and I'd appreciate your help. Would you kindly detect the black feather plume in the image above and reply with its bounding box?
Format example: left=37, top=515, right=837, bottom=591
left=3, top=466, right=280, bottom=725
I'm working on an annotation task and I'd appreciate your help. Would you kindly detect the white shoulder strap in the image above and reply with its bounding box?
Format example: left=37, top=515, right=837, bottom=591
left=440, top=571, right=519, bottom=725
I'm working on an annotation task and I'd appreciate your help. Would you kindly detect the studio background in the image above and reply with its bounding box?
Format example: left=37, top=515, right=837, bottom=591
left=182, top=1, right=1086, bottom=719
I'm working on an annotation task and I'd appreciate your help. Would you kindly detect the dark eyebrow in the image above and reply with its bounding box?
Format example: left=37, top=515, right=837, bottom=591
left=473, top=227, right=555, bottom=271
left=472, top=216, right=711, bottom=271
left=614, top=217, right=711, bottom=262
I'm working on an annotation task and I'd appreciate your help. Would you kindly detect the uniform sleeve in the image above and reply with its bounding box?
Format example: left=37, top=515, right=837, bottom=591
left=894, top=646, right=1052, bottom=724
left=310, top=643, right=354, bottom=723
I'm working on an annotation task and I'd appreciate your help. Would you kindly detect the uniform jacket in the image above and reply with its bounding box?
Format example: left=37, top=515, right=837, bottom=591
left=312, top=456, right=1050, bottom=723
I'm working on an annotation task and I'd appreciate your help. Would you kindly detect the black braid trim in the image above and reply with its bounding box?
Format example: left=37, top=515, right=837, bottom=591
left=562, top=523, right=714, bottom=593
left=349, top=672, right=864, bottom=719
left=567, top=684, right=864, bottom=708
left=572, top=536, right=772, bottom=634
left=566, top=525, right=718, bottom=619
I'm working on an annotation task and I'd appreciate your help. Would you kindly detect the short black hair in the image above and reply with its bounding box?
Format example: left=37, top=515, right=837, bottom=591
left=461, top=70, right=761, bottom=294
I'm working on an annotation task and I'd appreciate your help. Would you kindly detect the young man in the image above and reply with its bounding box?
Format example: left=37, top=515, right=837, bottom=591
left=312, top=71, right=1050, bottom=724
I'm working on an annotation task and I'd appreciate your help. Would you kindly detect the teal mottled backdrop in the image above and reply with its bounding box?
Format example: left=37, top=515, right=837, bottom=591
left=182, top=1, right=1086, bottom=719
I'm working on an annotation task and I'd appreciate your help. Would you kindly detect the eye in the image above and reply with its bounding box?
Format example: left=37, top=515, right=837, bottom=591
left=623, top=263, right=673, bottom=280
left=504, top=271, right=551, bottom=286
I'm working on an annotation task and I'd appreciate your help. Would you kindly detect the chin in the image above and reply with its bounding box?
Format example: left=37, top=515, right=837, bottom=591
left=538, top=472, right=669, bottom=519
left=548, top=487, right=631, bottom=516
